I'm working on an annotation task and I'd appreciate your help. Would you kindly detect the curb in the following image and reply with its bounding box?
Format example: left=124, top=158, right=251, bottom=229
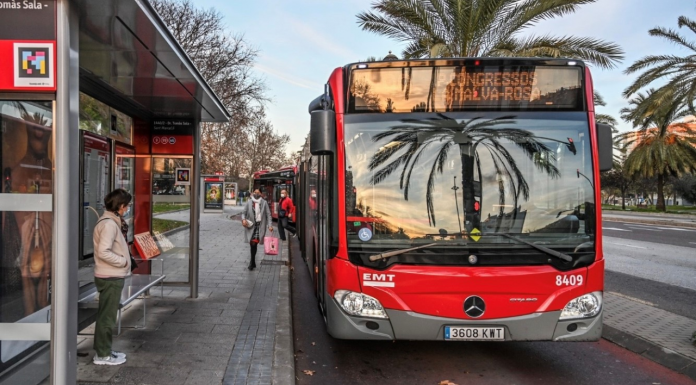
left=153, top=207, right=191, bottom=217
left=272, top=242, right=295, bottom=385
left=159, top=223, right=190, bottom=238
left=602, top=325, right=696, bottom=381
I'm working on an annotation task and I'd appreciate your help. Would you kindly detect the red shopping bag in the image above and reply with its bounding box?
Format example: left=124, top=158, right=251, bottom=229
left=264, top=236, right=279, bottom=255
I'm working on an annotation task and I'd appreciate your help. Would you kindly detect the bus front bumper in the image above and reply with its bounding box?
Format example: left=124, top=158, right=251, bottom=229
left=326, top=297, right=602, bottom=341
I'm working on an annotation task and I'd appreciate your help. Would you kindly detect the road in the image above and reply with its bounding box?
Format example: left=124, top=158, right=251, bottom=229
left=290, top=227, right=696, bottom=385
left=602, top=220, right=696, bottom=319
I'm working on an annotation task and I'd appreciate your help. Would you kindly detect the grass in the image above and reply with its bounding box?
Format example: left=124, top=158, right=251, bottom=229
left=602, top=204, right=696, bottom=214
left=153, top=202, right=191, bottom=214
left=152, top=218, right=188, bottom=234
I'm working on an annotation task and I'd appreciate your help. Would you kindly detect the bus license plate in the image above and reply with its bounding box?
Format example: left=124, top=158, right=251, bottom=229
left=444, top=326, right=504, bottom=341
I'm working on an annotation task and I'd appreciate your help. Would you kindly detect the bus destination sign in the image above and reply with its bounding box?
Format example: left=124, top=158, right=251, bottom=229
left=349, top=65, right=583, bottom=113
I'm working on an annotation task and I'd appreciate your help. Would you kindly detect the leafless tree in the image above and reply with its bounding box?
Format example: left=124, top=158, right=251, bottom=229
left=151, top=0, right=291, bottom=176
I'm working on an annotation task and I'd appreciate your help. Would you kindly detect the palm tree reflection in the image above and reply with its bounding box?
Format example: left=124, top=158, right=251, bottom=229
left=368, top=115, right=560, bottom=233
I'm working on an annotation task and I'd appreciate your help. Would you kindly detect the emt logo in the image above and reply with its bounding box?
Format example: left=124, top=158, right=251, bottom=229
left=362, top=273, right=395, bottom=287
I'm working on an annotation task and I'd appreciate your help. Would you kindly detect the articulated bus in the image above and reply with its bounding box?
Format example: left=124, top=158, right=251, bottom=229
left=252, top=166, right=297, bottom=222
left=296, top=58, right=613, bottom=341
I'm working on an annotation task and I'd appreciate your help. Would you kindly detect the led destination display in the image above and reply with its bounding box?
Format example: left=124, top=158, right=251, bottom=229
left=349, top=65, right=583, bottom=112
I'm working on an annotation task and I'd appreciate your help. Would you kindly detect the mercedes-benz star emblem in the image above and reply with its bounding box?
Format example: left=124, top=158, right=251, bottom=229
left=463, top=295, right=485, bottom=318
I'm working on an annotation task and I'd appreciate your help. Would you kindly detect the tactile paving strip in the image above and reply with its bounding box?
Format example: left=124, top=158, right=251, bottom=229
left=604, top=292, right=696, bottom=360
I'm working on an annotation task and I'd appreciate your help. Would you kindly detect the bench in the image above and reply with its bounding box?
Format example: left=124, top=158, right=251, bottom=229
left=78, top=271, right=166, bottom=335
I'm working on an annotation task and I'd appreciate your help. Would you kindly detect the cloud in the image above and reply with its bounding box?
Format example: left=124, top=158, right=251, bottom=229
left=255, top=64, right=322, bottom=90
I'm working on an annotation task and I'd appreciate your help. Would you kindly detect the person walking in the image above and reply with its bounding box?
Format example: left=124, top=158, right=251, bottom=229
left=92, top=188, right=132, bottom=366
left=241, top=188, right=273, bottom=270
left=277, top=189, right=297, bottom=241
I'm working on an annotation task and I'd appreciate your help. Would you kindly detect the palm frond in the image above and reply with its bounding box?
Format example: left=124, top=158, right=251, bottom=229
left=488, top=34, right=624, bottom=69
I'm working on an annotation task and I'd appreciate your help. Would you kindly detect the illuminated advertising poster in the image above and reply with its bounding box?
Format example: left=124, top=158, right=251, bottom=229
left=0, top=1, right=57, bottom=92
left=0, top=101, right=54, bottom=365
left=204, top=182, right=223, bottom=209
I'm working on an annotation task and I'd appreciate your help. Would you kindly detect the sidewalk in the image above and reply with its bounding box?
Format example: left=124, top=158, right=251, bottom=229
left=75, top=208, right=294, bottom=385
left=601, top=210, right=696, bottom=379
left=603, top=293, right=696, bottom=380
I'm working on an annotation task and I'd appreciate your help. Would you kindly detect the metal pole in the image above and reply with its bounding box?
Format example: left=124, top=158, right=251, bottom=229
left=189, top=122, right=201, bottom=298
left=52, top=0, right=79, bottom=383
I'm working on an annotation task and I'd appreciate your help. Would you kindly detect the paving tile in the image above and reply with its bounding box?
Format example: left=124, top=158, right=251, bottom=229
left=77, top=364, right=120, bottom=383
left=184, top=370, right=224, bottom=385
left=160, top=354, right=229, bottom=371
left=137, top=341, right=232, bottom=356
left=111, top=366, right=191, bottom=385
left=156, top=322, right=215, bottom=334
left=177, top=332, right=237, bottom=344
left=212, top=324, right=241, bottom=335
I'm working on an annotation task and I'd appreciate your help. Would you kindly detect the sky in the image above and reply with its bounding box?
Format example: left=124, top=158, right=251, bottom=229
left=196, top=0, right=696, bottom=155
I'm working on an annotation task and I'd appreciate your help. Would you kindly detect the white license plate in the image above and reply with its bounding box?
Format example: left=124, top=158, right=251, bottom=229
left=444, top=326, right=505, bottom=341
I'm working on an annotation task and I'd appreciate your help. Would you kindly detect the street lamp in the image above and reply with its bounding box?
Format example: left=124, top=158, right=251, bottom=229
left=577, top=169, right=593, bottom=187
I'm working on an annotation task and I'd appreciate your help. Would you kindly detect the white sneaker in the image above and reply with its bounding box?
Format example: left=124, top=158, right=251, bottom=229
left=93, top=353, right=126, bottom=366
left=111, top=351, right=126, bottom=359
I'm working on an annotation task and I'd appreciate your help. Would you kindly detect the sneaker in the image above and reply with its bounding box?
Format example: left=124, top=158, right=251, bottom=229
left=292, top=233, right=297, bottom=239
left=93, top=354, right=126, bottom=366
left=111, top=351, right=126, bottom=359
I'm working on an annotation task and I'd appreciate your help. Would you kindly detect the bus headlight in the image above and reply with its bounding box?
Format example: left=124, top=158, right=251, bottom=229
left=560, top=291, right=602, bottom=320
left=334, top=290, right=388, bottom=319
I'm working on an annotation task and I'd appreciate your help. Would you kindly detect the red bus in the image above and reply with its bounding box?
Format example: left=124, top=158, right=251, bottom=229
left=296, top=58, right=613, bottom=341
left=252, top=166, right=297, bottom=222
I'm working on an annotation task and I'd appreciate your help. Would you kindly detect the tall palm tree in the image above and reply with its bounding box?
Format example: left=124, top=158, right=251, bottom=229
left=368, top=115, right=560, bottom=232
left=620, top=89, right=696, bottom=211
left=356, top=0, right=624, bottom=68
left=594, top=91, right=618, bottom=129
left=624, top=16, right=696, bottom=112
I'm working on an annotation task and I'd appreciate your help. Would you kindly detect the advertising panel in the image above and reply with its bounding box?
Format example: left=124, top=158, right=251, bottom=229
left=0, top=1, right=57, bottom=92
left=0, top=100, right=54, bottom=366
left=152, top=120, right=193, bottom=155
left=204, top=182, right=223, bottom=210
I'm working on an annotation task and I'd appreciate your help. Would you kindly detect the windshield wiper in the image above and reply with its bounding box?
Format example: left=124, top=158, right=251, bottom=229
left=497, top=234, right=573, bottom=262
left=368, top=243, right=438, bottom=262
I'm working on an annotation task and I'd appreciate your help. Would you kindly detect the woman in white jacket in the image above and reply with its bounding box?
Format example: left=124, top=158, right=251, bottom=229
left=92, top=188, right=132, bottom=366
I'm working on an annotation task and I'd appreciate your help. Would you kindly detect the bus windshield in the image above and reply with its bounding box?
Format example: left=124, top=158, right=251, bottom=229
left=343, top=112, right=596, bottom=260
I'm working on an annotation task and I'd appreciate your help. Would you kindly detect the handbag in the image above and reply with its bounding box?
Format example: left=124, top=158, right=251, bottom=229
left=278, top=197, right=287, bottom=218
left=264, top=235, right=279, bottom=255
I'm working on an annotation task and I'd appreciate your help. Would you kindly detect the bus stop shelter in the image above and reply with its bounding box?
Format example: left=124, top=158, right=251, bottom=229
left=0, top=0, right=229, bottom=383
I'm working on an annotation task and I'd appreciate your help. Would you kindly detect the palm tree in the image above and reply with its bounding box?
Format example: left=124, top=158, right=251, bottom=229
left=620, top=89, right=696, bottom=211
left=356, top=0, right=624, bottom=68
left=624, top=16, right=696, bottom=112
left=368, top=115, right=561, bottom=232
left=594, top=91, right=618, bottom=129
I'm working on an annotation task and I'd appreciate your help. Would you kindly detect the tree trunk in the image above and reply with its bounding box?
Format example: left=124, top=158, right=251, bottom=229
left=621, top=185, right=626, bottom=210
left=656, top=174, right=666, bottom=212
left=459, top=143, right=479, bottom=233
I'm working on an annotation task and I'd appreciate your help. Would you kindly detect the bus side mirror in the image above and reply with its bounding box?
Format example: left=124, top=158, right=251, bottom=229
left=310, top=110, right=335, bottom=155
left=596, top=123, right=613, bottom=172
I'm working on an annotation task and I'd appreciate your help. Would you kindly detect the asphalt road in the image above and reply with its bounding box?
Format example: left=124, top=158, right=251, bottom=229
left=602, top=220, right=696, bottom=249
left=290, top=241, right=695, bottom=385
